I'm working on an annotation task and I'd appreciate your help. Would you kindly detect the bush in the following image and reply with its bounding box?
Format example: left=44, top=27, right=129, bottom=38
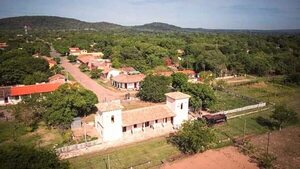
left=67, top=55, right=77, bottom=63
left=79, top=64, right=89, bottom=72
left=284, top=73, right=300, bottom=85
left=169, top=120, right=216, bottom=154
left=258, top=153, right=277, bottom=169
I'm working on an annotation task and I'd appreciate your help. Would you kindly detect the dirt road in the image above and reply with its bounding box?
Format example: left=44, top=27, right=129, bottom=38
left=61, top=58, right=122, bottom=101
left=162, top=146, right=258, bottom=169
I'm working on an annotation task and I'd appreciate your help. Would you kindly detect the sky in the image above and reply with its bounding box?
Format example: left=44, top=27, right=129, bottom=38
left=0, top=0, right=300, bottom=30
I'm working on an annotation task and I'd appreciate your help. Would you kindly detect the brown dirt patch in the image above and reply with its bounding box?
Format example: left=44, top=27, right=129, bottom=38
left=249, top=82, right=268, bottom=88
left=162, top=146, right=258, bottom=169
left=250, top=126, right=300, bottom=169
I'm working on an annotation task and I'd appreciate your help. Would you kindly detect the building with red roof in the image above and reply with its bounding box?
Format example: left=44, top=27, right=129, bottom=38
left=0, top=83, right=62, bottom=105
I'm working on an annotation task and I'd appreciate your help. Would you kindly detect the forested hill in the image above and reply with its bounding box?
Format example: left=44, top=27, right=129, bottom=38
left=0, top=16, right=299, bottom=34
left=0, top=16, right=123, bottom=31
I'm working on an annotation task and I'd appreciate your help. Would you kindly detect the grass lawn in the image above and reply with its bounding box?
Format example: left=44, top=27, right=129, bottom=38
left=209, top=90, right=257, bottom=112
left=68, top=137, right=180, bottom=169
left=215, top=109, right=272, bottom=140
left=228, top=82, right=300, bottom=114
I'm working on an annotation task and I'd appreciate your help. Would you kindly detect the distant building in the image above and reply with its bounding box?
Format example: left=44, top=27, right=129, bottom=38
left=95, top=92, right=190, bottom=142
left=0, top=42, right=8, bottom=50
left=0, top=83, right=62, bottom=105
left=111, top=74, right=145, bottom=90
left=69, top=47, right=104, bottom=57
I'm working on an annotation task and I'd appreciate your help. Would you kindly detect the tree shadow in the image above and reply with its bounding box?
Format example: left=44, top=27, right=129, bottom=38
left=255, top=116, right=275, bottom=130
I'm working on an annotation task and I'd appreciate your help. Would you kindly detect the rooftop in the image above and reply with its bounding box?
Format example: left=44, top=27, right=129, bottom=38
left=10, top=83, right=62, bottom=96
left=96, top=100, right=123, bottom=112
left=48, top=74, right=65, bottom=81
left=122, top=104, right=175, bottom=126
left=165, top=92, right=191, bottom=100
left=112, top=74, right=145, bottom=83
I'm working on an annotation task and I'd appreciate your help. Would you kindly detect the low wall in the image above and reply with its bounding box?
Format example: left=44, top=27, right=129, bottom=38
left=56, top=139, right=102, bottom=154
left=216, top=102, right=266, bottom=115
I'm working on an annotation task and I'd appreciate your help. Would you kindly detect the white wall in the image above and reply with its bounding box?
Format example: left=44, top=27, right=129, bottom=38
left=95, top=109, right=123, bottom=142
left=107, top=70, right=120, bottom=79
left=166, top=97, right=189, bottom=128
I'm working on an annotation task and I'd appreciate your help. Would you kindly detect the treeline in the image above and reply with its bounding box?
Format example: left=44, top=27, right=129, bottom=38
left=0, top=35, right=51, bottom=86
left=50, top=31, right=300, bottom=77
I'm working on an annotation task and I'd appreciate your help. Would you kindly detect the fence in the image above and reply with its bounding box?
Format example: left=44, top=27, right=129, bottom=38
left=216, top=102, right=266, bottom=115
left=56, top=139, right=102, bottom=153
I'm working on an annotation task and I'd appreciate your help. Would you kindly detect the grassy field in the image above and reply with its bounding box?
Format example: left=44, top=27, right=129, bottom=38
left=228, top=81, right=300, bottom=114
left=209, top=90, right=257, bottom=112
left=68, top=137, right=181, bottom=169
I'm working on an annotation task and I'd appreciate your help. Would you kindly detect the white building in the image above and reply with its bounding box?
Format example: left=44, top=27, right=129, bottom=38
left=111, top=74, right=145, bottom=90
left=95, top=92, right=191, bottom=142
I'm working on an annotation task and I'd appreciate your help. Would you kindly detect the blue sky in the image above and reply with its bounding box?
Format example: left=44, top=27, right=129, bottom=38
left=0, top=0, right=299, bottom=29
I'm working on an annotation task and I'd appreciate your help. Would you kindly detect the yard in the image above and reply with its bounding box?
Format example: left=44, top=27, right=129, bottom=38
left=0, top=120, right=66, bottom=149
left=68, top=137, right=181, bottom=169
left=228, top=81, right=300, bottom=115
left=209, top=90, right=258, bottom=112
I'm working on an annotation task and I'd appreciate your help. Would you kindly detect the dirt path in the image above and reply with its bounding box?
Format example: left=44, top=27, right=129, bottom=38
left=61, top=57, right=122, bottom=101
left=162, top=146, right=258, bottom=169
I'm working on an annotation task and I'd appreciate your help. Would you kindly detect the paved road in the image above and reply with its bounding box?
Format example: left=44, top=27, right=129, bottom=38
left=61, top=58, right=122, bottom=101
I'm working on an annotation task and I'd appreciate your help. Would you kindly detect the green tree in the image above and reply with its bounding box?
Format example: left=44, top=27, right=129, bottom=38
left=67, top=55, right=77, bottom=63
left=181, top=83, right=216, bottom=111
left=90, top=69, right=103, bottom=79
left=169, top=120, right=216, bottom=154
left=79, top=64, right=89, bottom=72
left=54, top=57, right=61, bottom=64
left=271, top=105, right=297, bottom=130
left=11, top=95, right=45, bottom=130
left=43, top=84, right=98, bottom=129
left=23, top=71, right=49, bottom=85
left=171, top=72, right=188, bottom=89
left=138, top=75, right=171, bottom=102
left=0, top=144, right=69, bottom=169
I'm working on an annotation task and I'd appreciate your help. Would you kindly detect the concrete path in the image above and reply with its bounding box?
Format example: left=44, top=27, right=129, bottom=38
left=61, top=57, right=122, bottom=101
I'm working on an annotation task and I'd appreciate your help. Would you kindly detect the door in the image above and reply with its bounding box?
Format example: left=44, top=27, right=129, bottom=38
left=145, top=121, right=150, bottom=127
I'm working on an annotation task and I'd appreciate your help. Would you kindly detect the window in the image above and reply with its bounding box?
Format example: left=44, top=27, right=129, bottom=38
left=122, top=127, right=126, bottom=132
left=15, top=96, right=20, bottom=100
left=134, top=124, right=137, bottom=128
left=111, top=115, right=115, bottom=123
left=155, top=120, right=158, bottom=123
left=180, top=103, right=183, bottom=109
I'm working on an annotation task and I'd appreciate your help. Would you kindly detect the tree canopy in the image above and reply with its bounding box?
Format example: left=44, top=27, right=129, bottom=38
left=0, top=144, right=69, bottom=169
left=43, top=83, right=98, bottom=129
left=169, top=120, right=216, bottom=154
left=138, top=75, right=171, bottom=102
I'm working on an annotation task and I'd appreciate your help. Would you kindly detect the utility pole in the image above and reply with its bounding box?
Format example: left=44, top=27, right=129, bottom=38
left=84, top=112, right=87, bottom=149
left=243, top=118, right=247, bottom=142
left=266, top=131, right=271, bottom=155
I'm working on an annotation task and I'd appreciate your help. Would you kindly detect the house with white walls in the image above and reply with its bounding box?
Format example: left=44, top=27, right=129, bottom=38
left=95, top=92, right=190, bottom=142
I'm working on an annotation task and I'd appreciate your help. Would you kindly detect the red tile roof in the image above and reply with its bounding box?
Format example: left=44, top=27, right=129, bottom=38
left=77, top=54, right=97, bottom=64
left=122, top=105, right=175, bottom=126
left=112, top=74, right=145, bottom=83
left=120, top=67, right=135, bottom=73
left=10, top=83, right=61, bottom=96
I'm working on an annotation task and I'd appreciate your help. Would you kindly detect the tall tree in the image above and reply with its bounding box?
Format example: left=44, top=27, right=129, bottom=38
left=138, top=75, right=171, bottom=102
